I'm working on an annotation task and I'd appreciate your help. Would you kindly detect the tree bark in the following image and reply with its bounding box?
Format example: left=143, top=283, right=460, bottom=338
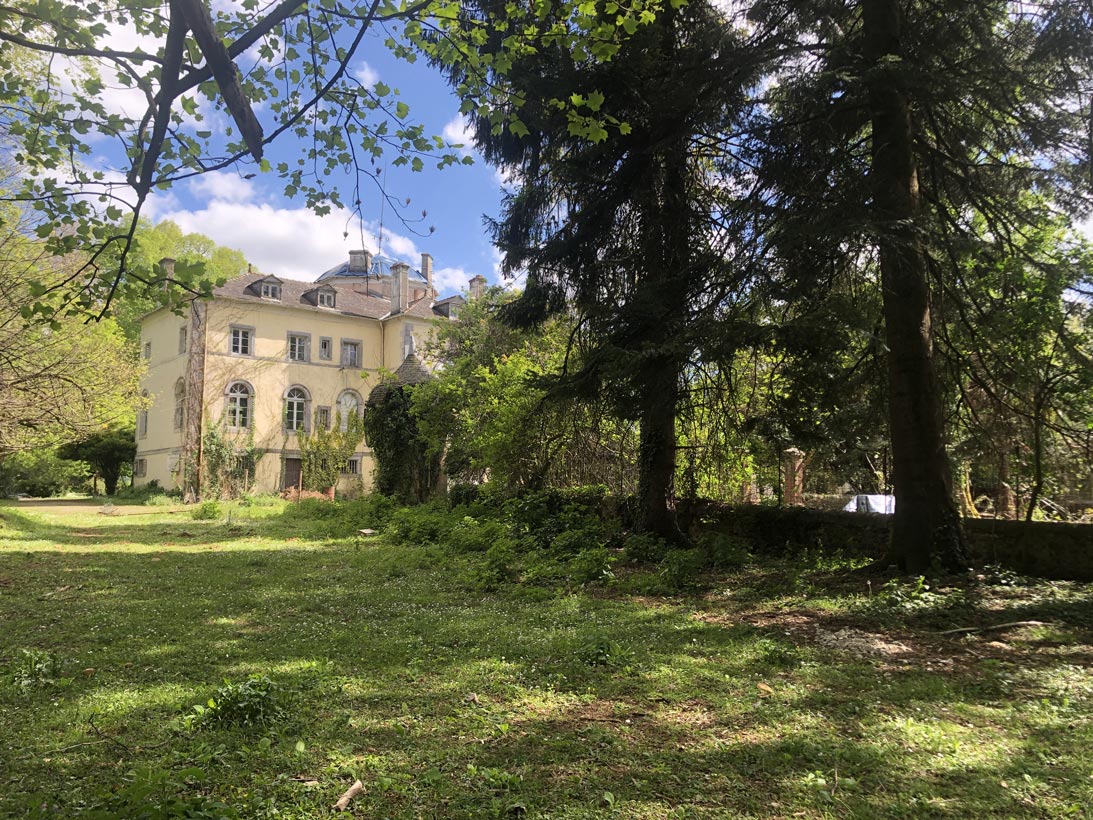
left=636, top=357, right=680, bottom=540
left=864, top=0, right=968, bottom=572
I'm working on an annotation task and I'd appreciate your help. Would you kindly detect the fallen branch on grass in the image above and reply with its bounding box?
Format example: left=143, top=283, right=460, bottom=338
left=333, top=780, right=364, bottom=811
left=938, top=620, right=1046, bottom=636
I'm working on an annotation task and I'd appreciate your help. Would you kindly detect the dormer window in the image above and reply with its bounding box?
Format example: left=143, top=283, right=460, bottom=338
left=317, top=290, right=335, bottom=308
left=261, top=282, right=281, bottom=300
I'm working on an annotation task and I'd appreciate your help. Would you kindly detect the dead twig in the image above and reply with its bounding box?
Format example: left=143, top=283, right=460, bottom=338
left=333, top=779, right=364, bottom=811
left=938, top=620, right=1046, bottom=636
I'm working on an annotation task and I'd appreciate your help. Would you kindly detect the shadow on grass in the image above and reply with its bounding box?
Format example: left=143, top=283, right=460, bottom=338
left=2, top=509, right=1091, bottom=818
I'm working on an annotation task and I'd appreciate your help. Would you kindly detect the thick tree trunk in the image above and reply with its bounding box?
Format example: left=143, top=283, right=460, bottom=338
left=864, top=0, right=968, bottom=572
left=636, top=359, right=680, bottom=540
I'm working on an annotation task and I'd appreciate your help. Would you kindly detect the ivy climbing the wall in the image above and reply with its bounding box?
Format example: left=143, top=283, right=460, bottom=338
left=363, top=384, right=441, bottom=503
left=202, top=425, right=263, bottom=499
left=297, top=413, right=366, bottom=493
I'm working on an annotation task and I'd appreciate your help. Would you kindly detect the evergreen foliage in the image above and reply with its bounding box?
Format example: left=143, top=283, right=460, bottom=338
left=364, top=385, right=441, bottom=503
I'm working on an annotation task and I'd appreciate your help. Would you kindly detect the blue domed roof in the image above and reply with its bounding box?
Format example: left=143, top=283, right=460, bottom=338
left=317, top=253, right=427, bottom=283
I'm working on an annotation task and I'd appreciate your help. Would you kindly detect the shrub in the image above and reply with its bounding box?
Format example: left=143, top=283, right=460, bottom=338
left=695, top=532, right=751, bottom=570
left=658, top=548, right=705, bottom=592
left=7, top=649, right=64, bottom=693
left=191, top=500, right=222, bottom=521
left=388, top=502, right=458, bottom=545
left=0, top=449, right=90, bottom=497
left=567, top=547, right=618, bottom=584
left=576, top=635, right=634, bottom=668
left=623, top=533, right=670, bottom=564
left=504, top=486, right=611, bottom=549
left=448, top=482, right=482, bottom=508
left=183, top=677, right=284, bottom=730
left=447, top=516, right=507, bottom=553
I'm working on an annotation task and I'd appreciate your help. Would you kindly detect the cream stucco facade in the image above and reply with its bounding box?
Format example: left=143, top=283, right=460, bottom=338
left=134, top=251, right=467, bottom=496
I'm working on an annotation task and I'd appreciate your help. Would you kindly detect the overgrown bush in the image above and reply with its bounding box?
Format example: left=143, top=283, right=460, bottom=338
left=388, top=502, right=459, bottom=545
left=0, top=449, right=90, bottom=497
left=7, top=649, right=65, bottom=693
left=695, top=531, right=752, bottom=570
left=183, top=677, right=284, bottom=730
left=623, top=533, right=670, bottom=564
left=448, top=482, right=483, bottom=508
left=657, top=548, right=705, bottom=592
left=191, top=500, right=222, bottom=521
left=278, top=494, right=397, bottom=539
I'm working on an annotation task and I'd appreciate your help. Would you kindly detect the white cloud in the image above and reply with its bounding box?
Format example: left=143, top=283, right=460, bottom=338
left=433, top=265, right=478, bottom=294
left=156, top=200, right=456, bottom=287
left=188, top=171, right=258, bottom=204
left=353, top=61, right=380, bottom=88
left=443, top=115, right=476, bottom=157
left=161, top=201, right=366, bottom=279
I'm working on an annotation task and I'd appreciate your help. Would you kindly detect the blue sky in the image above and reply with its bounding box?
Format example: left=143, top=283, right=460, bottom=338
left=138, top=31, right=506, bottom=297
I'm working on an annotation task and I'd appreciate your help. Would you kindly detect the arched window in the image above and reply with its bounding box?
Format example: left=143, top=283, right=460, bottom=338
left=226, top=381, right=252, bottom=428
left=284, top=386, right=310, bottom=432
left=173, top=379, right=185, bottom=431
left=337, top=390, right=361, bottom=431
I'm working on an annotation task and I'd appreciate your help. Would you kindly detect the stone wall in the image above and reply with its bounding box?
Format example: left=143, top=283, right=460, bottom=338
left=689, top=504, right=1093, bottom=581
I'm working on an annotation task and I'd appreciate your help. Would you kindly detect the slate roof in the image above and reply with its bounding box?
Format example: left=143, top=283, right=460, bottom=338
left=317, top=253, right=428, bottom=283
left=212, top=272, right=449, bottom=318
left=367, top=352, right=433, bottom=405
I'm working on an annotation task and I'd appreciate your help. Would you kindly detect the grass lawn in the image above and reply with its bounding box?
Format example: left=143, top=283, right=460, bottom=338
left=1, top=499, right=1091, bottom=818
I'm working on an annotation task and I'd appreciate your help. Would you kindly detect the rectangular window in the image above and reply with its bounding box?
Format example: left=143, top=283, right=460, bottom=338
left=134, top=458, right=147, bottom=477
left=142, top=341, right=151, bottom=360
left=178, top=326, right=187, bottom=354
left=260, top=282, right=281, bottom=300
left=315, top=406, right=331, bottom=430
left=138, top=409, right=148, bottom=438
left=167, top=453, right=180, bottom=474
left=173, top=400, right=184, bottom=431
left=318, top=290, right=336, bottom=308
left=319, top=337, right=332, bottom=360
left=341, top=458, right=360, bottom=475
left=287, top=332, right=310, bottom=362
left=230, top=326, right=253, bottom=356
left=340, top=340, right=360, bottom=367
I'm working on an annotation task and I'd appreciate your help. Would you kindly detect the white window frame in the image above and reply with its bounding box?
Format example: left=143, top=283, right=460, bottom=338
left=318, top=290, right=336, bottom=308
left=230, top=325, right=254, bottom=356
left=226, top=381, right=253, bottom=429
left=287, top=332, right=310, bottom=362
left=284, top=386, right=309, bottom=432
left=260, top=282, right=282, bottom=300
left=340, top=339, right=361, bottom=367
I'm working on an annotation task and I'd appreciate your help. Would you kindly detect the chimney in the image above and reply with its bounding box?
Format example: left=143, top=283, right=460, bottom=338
left=391, top=261, right=409, bottom=314
left=420, top=252, right=434, bottom=295
left=468, top=274, right=486, bottom=300
left=348, top=249, right=373, bottom=273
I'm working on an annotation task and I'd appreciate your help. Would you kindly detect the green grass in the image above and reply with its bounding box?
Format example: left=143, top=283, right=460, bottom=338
left=1, top=500, right=1092, bottom=818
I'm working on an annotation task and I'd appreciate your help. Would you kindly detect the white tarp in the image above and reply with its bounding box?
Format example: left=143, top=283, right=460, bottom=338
left=843, top=494, right=895, bottom=514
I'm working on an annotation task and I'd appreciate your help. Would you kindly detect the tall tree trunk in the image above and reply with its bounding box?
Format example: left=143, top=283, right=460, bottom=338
left=636, top=357, right=680, bottom=540
left=864, top=0, right=968, bottom=572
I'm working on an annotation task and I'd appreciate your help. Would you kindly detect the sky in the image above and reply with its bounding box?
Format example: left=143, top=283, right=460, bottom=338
left=68, top=6, right=1093, bottom=300
left=124, top=22, right=507, bottom=298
